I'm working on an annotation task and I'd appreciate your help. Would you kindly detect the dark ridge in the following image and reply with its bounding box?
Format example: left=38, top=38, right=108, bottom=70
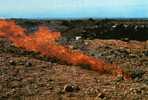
left=4, top=18, right=148, bottom=41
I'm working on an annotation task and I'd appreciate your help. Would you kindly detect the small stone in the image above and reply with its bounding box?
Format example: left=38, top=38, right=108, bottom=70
left=143, top=79, right=148, bottom=85
left=49, top=87, right=54, bottom=90
left=75, top=36, right=81, bottom=40
left=122, top=38, right=129, bottom=41
left=97, top=93, right=105, bottom=99
left=25, top=85, right=33, bottom=95
left=79, top=63, right=91, bottom=70
left=9, top=60, right=16, bottom=65
left=84, top=41, right=89, bottom=45
left=11, top=81, right=20, bottom=88
left=25, top=61, right=32, bottom=67
left=131, top=69, right=144, bottom=79
left=129, top=54, right=137, bottom=58
left=63, top=84, right=80, bottom=92
left=143, top=51, right=148, bottom=56
left=114, top=76, right=124, bottom=82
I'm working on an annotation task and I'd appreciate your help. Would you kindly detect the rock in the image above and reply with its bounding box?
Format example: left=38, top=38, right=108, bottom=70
left=10, top=81, right=20, bottom=88
left=122, top=38, right=129, bottom=41
left=129, top=54, right=137, bottom=58
left=25, top=61, right=32, bottom=67
left=131, top=69, right=144, bottom=79
left=58, top=37, right=68, bottom=45
left=129, top=87, right=142, bottom=95
left=56, top=88, right=65, bottom=95
left=85, top=88, right=99, bottom=96
left=79, top=63, right=91, bottom=70
left=75, top=36, right=82, bottom=40
left=9, top=60, right=16, bottom=65
left=63, top=84, right=80, bottom=92
left=97, top=93, right=105, bottom=99
left=143, top=79, right=148, bottom=85
left=143, top=51, right=148, bottom=56
left=114, top=76, right=124, bottom=82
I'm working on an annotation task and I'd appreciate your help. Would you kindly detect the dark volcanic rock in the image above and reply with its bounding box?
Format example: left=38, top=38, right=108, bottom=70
left=9, top=60, right=16, bottom=65
left=25, top=61, right=32, bottom=67
left=63, top=84, right=80, bottom=92
left=131, top=69, right=145, bottom=79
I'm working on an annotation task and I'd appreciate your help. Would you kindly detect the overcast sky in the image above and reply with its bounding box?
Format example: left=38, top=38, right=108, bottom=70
left=0, top=0, right=148, bottom=18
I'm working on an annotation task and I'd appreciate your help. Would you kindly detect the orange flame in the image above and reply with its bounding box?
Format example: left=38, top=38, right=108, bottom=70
left=0, top=20, right=129, bottom=79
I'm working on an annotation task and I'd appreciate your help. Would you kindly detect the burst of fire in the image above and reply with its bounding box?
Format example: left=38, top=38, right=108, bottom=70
left=0, top=20, right=130, bottom=79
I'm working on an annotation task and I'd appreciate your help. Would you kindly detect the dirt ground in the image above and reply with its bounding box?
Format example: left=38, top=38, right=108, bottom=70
left=0, top=19, right=148, bottom=100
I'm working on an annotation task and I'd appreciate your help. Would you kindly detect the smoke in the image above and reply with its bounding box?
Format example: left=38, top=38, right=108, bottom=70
left=0, top=19, right=130, bottom=79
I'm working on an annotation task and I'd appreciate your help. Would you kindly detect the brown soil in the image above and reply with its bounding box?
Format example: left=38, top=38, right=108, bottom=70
left=0, top=19, right=148, bottom=100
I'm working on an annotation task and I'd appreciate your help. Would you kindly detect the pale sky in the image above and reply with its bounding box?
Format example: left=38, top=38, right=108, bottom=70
left=0, top=0, right=148, bottom=18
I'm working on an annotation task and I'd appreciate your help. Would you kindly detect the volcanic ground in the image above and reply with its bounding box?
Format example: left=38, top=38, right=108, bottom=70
left=0, top=19, right=148, bottom=100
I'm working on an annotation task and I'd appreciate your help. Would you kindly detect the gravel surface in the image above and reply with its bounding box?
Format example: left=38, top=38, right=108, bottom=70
left=0, top=20, right=148, bottom=100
